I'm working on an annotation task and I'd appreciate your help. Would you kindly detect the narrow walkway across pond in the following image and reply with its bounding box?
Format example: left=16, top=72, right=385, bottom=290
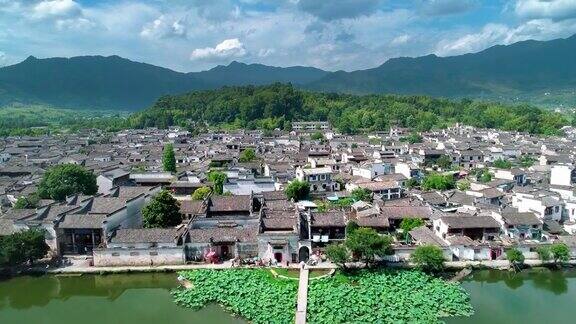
left=295, top=268, right=309, bottom=324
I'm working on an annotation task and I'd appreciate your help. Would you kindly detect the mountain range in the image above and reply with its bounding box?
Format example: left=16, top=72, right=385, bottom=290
left=1, top=35, right=575, bottom=110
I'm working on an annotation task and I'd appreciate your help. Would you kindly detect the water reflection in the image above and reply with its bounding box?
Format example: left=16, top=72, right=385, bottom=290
left=0, top=273, right=179, bottom=310
left=467, top=268, right=570, bottom=295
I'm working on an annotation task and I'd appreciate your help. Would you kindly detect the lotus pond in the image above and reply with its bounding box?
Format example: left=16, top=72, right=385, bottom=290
left=172, top=269, right=473, bottom=324
left=3, top=269, right=576, bottom=323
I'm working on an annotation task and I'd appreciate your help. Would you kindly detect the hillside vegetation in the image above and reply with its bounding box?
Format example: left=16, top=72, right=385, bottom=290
left=130, top=83, right=567, bottom=135
left=0, top=35, right=575, bottom=110
left=0, top=105, right=128, bottom=136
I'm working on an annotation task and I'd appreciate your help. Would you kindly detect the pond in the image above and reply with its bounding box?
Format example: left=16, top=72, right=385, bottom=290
left=448, top=268, right=576, bottom=324
left=1, top=269, right=576, bottom=324
left=0, top=273, right=245, bottom=324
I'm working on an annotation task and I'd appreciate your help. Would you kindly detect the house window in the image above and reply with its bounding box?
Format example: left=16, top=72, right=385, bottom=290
left=149, top=252, right=159, bottom=256
left=111, top=252, right=120, bottom=257
left=555, top=206, right=560, bottom=213
left=130, top=252, right=139, bottom=256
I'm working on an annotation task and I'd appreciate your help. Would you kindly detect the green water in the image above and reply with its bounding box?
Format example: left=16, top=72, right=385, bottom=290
left=1, top=269, right=574, bottom=324
left=0, top=273, right=244, bottom=324
left=449, top=268, right=576, bottom=324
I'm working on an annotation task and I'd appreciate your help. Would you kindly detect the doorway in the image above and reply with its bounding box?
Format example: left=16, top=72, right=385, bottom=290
left=274, top=252, right=283, bottom=263
left=298, top=246, right=310, bottom=263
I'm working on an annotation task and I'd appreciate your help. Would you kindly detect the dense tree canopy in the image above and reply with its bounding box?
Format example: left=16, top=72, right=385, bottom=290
left=351, top=188, right=372, bottom=202
left=142, top=190, right=183, bottom=228
left=129, top=84, right=568, bottom=135
left=38, top=164, right=97, bottom=201
left=14, top=193, right=40, bottom=209
left=345, top=227, right=393, bottom=266
left=400, top=219, right=425, bottom=238
left=422, top=173, right=455, bottom=191
left=411, top=245, right=446, bottom=273
left=325, top=243, right=349, bottom=270
left=239, top=148, right=257, bottom=163
left=191, top=186, right=212, bottom=200
left=163, top=144, right=177, bottom=173
left=208, top=171, right=227, bottom=195
left=284, top=180, right=310, bottom=202
left=506, top=248, right=525, bottom=268
left=0, top=228, right=49, bottom=267
left=493, top=158, right=512, bottom=169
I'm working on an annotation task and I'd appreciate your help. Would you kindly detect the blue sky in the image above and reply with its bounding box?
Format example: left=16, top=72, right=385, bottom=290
left=1, top=0, right=576, bottom=71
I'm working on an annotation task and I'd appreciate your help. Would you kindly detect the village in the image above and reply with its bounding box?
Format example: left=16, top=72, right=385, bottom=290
left=2, top=121, right=576, bottom=271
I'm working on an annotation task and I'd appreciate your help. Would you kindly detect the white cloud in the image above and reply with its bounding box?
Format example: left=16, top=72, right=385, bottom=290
left=391, top=34, right=411, bottom=45
left=190, top=38, right=247, bottom=61
left=436, top=18, right=576, bottom=56
left=258, top=48, right=275, bottom=57
left=515, top=0, right=576, bottom=21
left=436, top=23, right=509, bottom=55
left=31, top=0, right=82, bottom=20
left=0, top=51, right=8, bottom=66
left=141, top=15, right=187, bottom=39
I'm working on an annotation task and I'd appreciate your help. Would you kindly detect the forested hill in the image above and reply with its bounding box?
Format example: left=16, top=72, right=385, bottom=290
left=130, top=83, right=567, bottom=135
left=0, top=35, right=575, bottom=110
left=0, top=56, right=328, bottom=110
left=307, top=35, right=576, bottom=107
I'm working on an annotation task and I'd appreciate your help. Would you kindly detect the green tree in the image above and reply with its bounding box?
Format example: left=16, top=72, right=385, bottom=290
left=351, top=188, right=372, bottom=202
left=405, top=178, right=420, bottom=189
left=536, top=246, right=551, bottom=261
left=310, top=132, right=324, bottom=141
left=345, top=227, right=393, bottom=267
left=346, top=221, right=359, bottom=235
left=457, top=180, right=471, bottom=191
left=478, top=170, right=492, bottom=183
left=400, top=218, right=425, bottom=241
left=239, top=148, right=257, bottom=163
left=493, top=159, right=512, bottom=169
left=422, top=173, right=455, bottom=191
left=506, top=248, right=525, bottom=269
left=208, top=171, right=228, bottom=195
left=436, top=155, right=452, bottom=169
left=550, top=243, right=570, bottom=264
left=284, top=180, right=310, bottom=202
left=0, top=228, right=49, bottom=267
left=162, top=144, right=177, bottom=173
left=38, top=164, right=97, bottom=201
left=520, top=156, right=536, bottom=168
left=325, top=243, right=349, bottom=270
left=142, top=190, right=183, bottom=228
left=191, top=186, right=212, bottom=200
left=403, top=133, right=423, bottom=144
left=13, top=193, right=40, bottom=209
left=411, top=245, right=445, bottom=273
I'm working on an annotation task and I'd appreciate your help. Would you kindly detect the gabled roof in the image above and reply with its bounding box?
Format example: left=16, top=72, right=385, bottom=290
left=440, top=215, right=500, bottom=229
left=501, top=212, right=541, bottom=226
left=409, top=226, right=447, bottom=247
left=311, top=211, right=346, bottom=227
left=111, top=228, right=180, bottom=244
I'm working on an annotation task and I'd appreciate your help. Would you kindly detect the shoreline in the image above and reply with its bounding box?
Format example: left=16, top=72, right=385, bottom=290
left=0, top=259, right=576, bottom=277
left=4, top=258, right=574, bottom=278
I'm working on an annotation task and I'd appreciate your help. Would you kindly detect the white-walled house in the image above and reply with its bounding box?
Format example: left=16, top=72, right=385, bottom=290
left=550, top=164, right=575, bottom=187
left=295, top=167, right=339, bottom=192
left=493, top=168, right=527, bottom=186
left=433, top=215, right=500, bottom=241
left=93, top=228, right=185, bottom=266
left=512, top=192, right=564, bottom=222
left=492, top=210, right=542, bottom=240
left=351, top=161, right=392, bottom=180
